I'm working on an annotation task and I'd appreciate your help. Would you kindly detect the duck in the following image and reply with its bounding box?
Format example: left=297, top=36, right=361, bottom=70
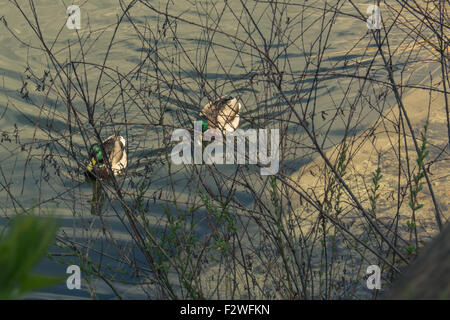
left=85, top=135, right=127, bottom=181
left=200, top=96, right=241, bottom=134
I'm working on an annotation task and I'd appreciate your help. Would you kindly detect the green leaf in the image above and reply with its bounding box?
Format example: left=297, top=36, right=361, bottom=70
left=0, top=214, right=62, bottom=299
left=19, top=273, right=64, bottom=295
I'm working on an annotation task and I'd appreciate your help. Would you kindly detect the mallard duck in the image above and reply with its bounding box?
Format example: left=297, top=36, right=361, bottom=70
left=200, top=96, right=241, bottom=134
left=85, top=135, right=127, bottom=181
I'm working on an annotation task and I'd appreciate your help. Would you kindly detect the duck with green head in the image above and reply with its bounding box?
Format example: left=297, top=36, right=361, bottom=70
left=85, top=135, right=127, bottom=215
left=199, top=96, right=241, bottom=134
left=85, top=135, right=127, bottom=181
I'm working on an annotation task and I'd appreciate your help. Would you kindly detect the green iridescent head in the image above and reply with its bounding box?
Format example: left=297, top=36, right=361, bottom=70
left=90, top=144, right=104, bottom=164
left=201, top=119, right=209, bottom=132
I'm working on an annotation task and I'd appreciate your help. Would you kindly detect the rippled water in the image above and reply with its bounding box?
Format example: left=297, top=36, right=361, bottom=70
left=0, top=0, right=440, bottom=299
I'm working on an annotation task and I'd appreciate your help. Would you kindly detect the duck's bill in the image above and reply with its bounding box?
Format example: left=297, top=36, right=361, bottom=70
left=86, top=157, right=97, bottom=172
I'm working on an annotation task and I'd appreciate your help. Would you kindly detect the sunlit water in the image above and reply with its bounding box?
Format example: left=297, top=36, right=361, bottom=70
left=0, top=0, right=440, bottom=299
